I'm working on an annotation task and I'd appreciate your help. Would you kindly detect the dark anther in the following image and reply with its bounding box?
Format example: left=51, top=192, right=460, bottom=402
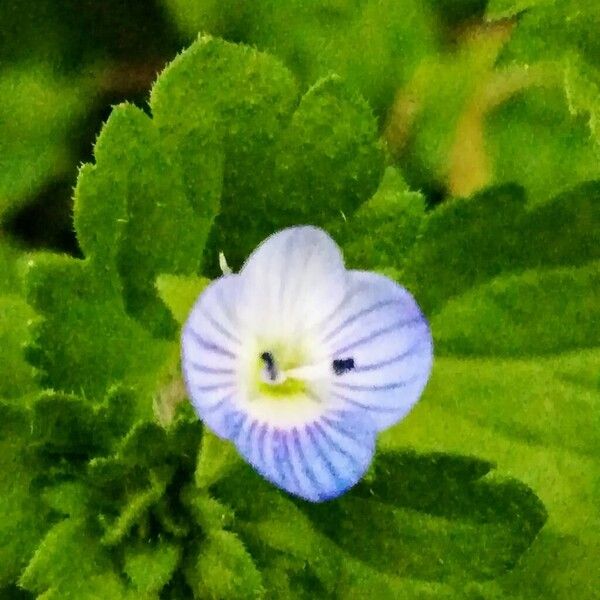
left=260, top=351, right=278, bottom=381
left=333, top=357, right=355, bottom=376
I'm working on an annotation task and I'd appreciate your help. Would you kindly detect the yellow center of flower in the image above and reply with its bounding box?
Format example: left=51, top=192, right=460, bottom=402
left=251, top=339, right=312, bottom=400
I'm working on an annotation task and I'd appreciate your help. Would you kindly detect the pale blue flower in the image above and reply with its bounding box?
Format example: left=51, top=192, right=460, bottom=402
left=182, top=226, right=432, bottom=502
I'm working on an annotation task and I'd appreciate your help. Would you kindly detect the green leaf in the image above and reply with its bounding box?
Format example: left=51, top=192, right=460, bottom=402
left=20, top=518, right=136, bottom=599
left=100, top=468, right=170, bottom=546
left=74, top=101, right=223, bottom=336
left=416, top=352, right=600, bottom=460
left=117, top=421, right=170, bottom=469
left=485, top=85, right=600, bottom=204
left=185, top=530, right=263, bottom=600
left=30, top=388, right=137, bottom=469
left=565, top=56, right=600, bottom=144
left=488, top=0, right=600, bottom=69
left=213, top=450, right=546, bottom=594
left=151, top=36, right=297, bottom=272
left=151, top=37, right=385, bottom=273
left=0, top=64, right=92, bottom=220
left=381, top=351, right=600, bottom=597
left=0, top=403, right=49, bottom=588
left=25, top=255, right=170, bottom=405
left=164, top=0, right=437, bottom=115
left=485, top=0, right=600, bottom=192
left=386, top=25, right=509, bottom=197
left=26, top=38, right=249, bottom=403
left=123, top=540, right=180, bottom=594
left=150, top=36, right=297, bottom=145
left=263, top=75, right=383, bottom=231
left=0, top=241, right=23, bottom=294
left=433, top=262, right=600, bottom=357
left=485, top=0, right=551, bottom=20
left=31, top=392, right=97, bottom=457
left=330, top=166, right=425, bottom=271
left=80, top=409, right=201, bottom=550
left=156, top=274, right=210, bottom=325
left=42, top=481, right=90, bottom=518
left=182, top=490, right=235, bottom=532
left=308, top=452, right=545, bottom=582
left=0, top=243, right=38, bottom=401
left=195, top=430, right=241, bottom=490
left=0, top=294, right=36, bottom=399
left=402, top=182, right=600, bottom=314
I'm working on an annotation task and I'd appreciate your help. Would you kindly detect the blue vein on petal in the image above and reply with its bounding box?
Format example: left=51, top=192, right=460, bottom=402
left=307, top=286, right=356, bottom=337
left=305, top=424, right=345, bottom=489
left=202, top=391, right=235, bottom=414
left=241, top=419, right=258, bottom=461
left=228, top=411, right=247, bottom=442
left=257, top=423, right=268, bottom=472
left=322, top=298, right=400, bottom=343
left=330, top=391, right=404, bottom=413
left=321, top=415, right=363, bottom=441
left=273, top=430, right=290, bottom=490
left=292, top=427, right=325, bottom=500
left=193, top=381, right=236, bottom=392
left=314, top=421, right=361, bottom=473
left=334, top=316, right=423, bottom=356
left=187, top=328, right=236, bottom=360
left=201, top=308, right=241, bottom=346
left=333, top=373, right=421, bottom=393
left=217, top=284, right=240, bottom=330
left=282, top=430, right=303, bottom=495
left=352, top=339, right=425, bottom=373
left=190, top=361, right=236, bottom=376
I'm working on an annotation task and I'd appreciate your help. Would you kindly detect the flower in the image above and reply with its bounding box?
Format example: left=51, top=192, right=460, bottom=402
left=181, top=226, right=432, bottom=502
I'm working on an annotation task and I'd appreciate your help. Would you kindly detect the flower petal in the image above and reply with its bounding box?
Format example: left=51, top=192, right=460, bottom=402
left=233, top=410, right=376, bottom=502
left=181, top=275, right=243, bottom=438
left=236, top=226, right=349, bottom=339
left=323, top=271, right=432, bottom=430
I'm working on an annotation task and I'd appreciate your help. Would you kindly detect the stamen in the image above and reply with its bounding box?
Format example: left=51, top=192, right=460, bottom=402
left=332, top=357, right=355, bottom=376
left=260, top=351, right=278, bottom=382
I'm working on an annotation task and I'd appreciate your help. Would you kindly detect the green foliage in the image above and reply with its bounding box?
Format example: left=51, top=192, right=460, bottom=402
left=195, top=430, right=241, bottom=490
left=0, top=243, right=38, bottom=401
left=0, top=65, right=92, bottom=221
left=402, top=182, right=600, bottom=314
left=20, top=518, right=137, bottom=600
left=25, top=254, right=171, bottom=405
left=151, top=36, right=297, bottom=272
left=151, top=37, right=383, bottom=273
left=432, top=262, right=600, bottom=356
left=381, top=350, right=600, bottom=598
left=161, top=0, right=599, bottom=204
left=186, top=530, right=263, bottom=600
left=330, top=166, right=425, bottom=271
left=483, top=0, right=600, bottom=201
left=0, top=294, right=36, bottom=399
left=162, top=0, right=437, bottom=115
left=123, top=540, right=181, bottom=594
left=261, top=75, right=383, bottom=229
left=377, top=181, right=600, bottom=598
left=0, top=403, right=49, bottom=589
left=485, top=85, right=600, bottom=203
left=156, top=275, right=210, bottom=325
left=1, top=29, right=597, bottom=600
left=212, top=450, right=546, bottom=597
left=0, top=241, right=23, bottom=293
left=75, top=102, right=222, bottom=335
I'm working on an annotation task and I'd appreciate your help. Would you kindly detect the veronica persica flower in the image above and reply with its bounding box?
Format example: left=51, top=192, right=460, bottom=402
left=182, top=226, right=432, bottom=502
